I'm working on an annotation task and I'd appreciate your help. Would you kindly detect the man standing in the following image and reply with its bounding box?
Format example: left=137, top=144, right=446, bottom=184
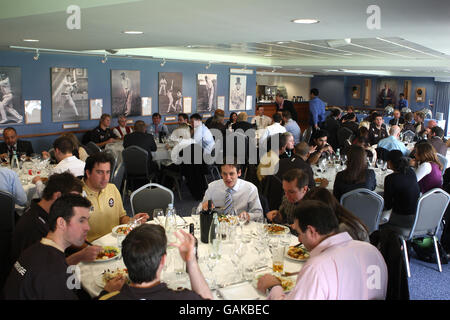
left=397, top=93, right=408, bottom=110
left=82, top=152, right=149, bottom=242
left=200, top=162, right=263, bottom=222
left=190, top=113, right=215, bottom=154
left=377, top=125, right=410, bottom=156
left=275, top=93, right=298, bottom=122
left=259, top=113, right=286, bottom=146
left=258, top=200, right=388, bottom=300
left=0, top=127, right=34, bottom=161
left=112, top=115, right=133, bottom=140
left=308, top=88, right=326, bottom=132
left=368, top=113, right=388, bottom=145
left=282, top=110, right=301, bottom=144
left=251, top=105, right=272, bottom=130
left=91, top=114, right=118, bottom=148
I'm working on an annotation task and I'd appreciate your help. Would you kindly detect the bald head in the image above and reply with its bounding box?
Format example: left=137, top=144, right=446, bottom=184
left=427, top=120, right=437, bottom=129
left=389, top=125, right=401, bottom=138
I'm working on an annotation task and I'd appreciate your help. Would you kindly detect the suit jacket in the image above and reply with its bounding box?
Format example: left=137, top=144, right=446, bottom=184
left=389, top=117, right=405, bottom=126
left=0, top=140, right=34, bottom=157
left=429, top=136, right=447, bottom=156
left=276, top=100, right=298, bottom=122
left=232, top=121, right=253, bottom=132
left=276, top=156, right=315, bottom=189
left=123, top=132, right=157, bottom=161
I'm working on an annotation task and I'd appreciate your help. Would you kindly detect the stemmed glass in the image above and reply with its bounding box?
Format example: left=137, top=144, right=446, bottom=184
left=153, top=208, right=165, bottom=225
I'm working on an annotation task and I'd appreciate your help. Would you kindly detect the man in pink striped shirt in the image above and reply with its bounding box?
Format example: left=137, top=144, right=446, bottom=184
left=257, top=200, right=387, bottom=300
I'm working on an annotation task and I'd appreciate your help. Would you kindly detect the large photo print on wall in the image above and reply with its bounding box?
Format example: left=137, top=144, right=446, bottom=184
left=0, top=66, right=23, bottom=125
left=197, top=74, right=217, bottom=112
left=229, top=74, right=246, bottom=111
left=51, top=67, right=89, bottom=122
left=111, top=70, right=141, bottom=117
left=159, top=72, right=183, bottom=115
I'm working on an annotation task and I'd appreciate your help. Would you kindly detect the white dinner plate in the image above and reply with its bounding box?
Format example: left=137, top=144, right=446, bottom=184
left=111, top=224, right=131, bottom=237
left=93, top=246, right=121, bottom=263
left=264, top=224, right=290, bottom=235
left=284, top=245, right=310, bottom=262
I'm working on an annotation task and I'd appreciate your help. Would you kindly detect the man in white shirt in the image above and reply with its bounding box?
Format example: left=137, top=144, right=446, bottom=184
left=33, top=136, right=86, bottom=196
left=259, top=113, right=286, bottom=147
left=251, top=106, right=272, bottom=130
left=190, top=113, right=215, bottom=154
left=199, top=162, right=263, bottom=222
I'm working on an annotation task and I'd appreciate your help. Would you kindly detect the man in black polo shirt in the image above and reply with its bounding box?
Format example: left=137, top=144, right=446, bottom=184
left=4, top=194, right=122, bottom=300
left=10, top=172, right=103, bottom=268
left=100, top=224, right=212, bottom=300
left=368, top=113, right=388, bottom=145
left=91, top=113, right=118, bottom=148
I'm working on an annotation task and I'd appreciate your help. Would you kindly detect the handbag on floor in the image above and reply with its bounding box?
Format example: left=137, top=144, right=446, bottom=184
left=411, top=237, right=448, bottom=264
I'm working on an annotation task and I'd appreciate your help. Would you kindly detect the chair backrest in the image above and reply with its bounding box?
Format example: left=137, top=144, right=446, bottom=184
left=376, top=147, right=389, bottom=162
left=436, top=153, right=448, bottom=175
left=407, top=188, right=450, bottom=240
left=337, top=127, right=354, bottom=149
left=84, top=141, right=101, bottom=156
left=301, top=126, right=312, bottom=144
left=122, top=145, right=149, bottom=177
left=262, top=174, right=284, bottom=211
left=112, top=161, right=125, bottom=191
left=0, top=190, right=15, bottom=233
left=340, top=188, right=384, bottom=234
left=0, top=190, right=15, bottom=295
left=103, top=149, right=118, bottom=181
left=130, top=183, right=174, bottom=217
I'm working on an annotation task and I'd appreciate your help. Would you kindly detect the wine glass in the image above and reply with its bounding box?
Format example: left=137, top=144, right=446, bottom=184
left=191, top=207, right=200, bottom=235
left=153, top=208, right=165, bottom=225
left=377, top=159, right=384, bottom=169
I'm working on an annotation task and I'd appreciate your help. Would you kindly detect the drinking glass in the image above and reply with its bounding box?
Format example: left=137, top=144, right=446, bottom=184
left=272, top=244, right=285, bottom=275
left=153, top=208, right=165, bottom=225
left=377, top=159, right=384, bottom=169
left=191, top=207, right=200, bottom=235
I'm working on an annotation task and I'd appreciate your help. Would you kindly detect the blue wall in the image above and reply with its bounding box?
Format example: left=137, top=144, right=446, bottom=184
left=0, top=50, right=256, bottom=152
left=311, top=75, right=436, bottom=111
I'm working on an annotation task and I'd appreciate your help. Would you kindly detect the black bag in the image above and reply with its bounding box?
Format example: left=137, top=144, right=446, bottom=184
left=411, top=238, right=448, bottom=264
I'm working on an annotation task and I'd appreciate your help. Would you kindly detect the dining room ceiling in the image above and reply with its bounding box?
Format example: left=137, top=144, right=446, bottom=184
left=1, top=0, right=450, bottom=77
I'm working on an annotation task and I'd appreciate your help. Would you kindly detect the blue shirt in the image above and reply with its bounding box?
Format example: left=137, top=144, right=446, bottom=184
left=309, top=97, right=326, bottom=126
left=284, top=119, right=301, bottom=144
left=193, top=124, right=215, bottom=154
left=398, top=99, right=408, bottom=110
left=0, top=167, right=27, bottom=206
left=149, top=123, right=169, bottom=136
left=377, top=136, right=410, bottom=156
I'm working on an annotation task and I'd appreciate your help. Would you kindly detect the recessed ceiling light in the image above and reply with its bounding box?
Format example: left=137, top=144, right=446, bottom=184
left=122, top=31, right=144, bottom=35
left=291, top=18, right=319, bottom=24
left=23, top=39, right=39, bottom=42
left=277, top=41, right=286, bottom=44
left=343, top=53, right=353, bottom=56
left=264, top=54, right=273, bottom=57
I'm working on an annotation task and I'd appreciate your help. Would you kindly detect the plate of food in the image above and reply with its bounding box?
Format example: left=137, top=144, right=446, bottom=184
left=112, top=224, right=131, bottom=237
left=95, top=268, right=130, bottom=288
left=218, top=214, right=238, bottom=225
left=253, top=274, right=295, bottom=293
left=94, top=246, right=121, bottom=262
left=264, top=224, right=290, bottom=235
left=285, top=245, right=310, bottom=262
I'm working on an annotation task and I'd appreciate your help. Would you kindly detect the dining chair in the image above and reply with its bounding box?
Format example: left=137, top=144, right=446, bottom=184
left=436, top=153, right=448, bottom=175
left=0, top=190, right=16, bottom=291
left=84, top=141, right=101, bottom=156
left=130, top=183, right=174, bottom=218
left=340, top=188, right=384, bottom=234
left=122, top=145, right=156, bottom=193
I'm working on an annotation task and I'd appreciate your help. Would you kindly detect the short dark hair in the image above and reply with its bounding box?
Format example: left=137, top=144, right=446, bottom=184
left=281, top=110, right=292, bottom=120
left=342, top=112, right=356, bottom=121
left=399, top=93, right=405, bottom=97
left=372, top=112, right=382, bottom=120
left=42, top=172, right=83, bottom=201
left=178, top=113, right=189, bottom=121
left=282, top=168, right=309, bottom=190
left=312, top=129, right=328, bottom=141
left=152, top=113, right=161, bottom=118
left=53, top=136, right=74, bottom=154
left=330, top=108, right=341, bottom=118
left=386, top=150, right=409, bottom=174
left=294, top=142, right=310, bottom=157
left=276, top=92, right=284, bottom=99
left=134, top=120, right=146, bottom=133
left=272, top=113, right=282, bottom=123
left=100, top=114, right=111, bottom=122
left=293, top=200, right=339, bottom=235
left=404, top=112, right=414, bottom=122
left=310, top=88, right=319, bottom=96
left=220, top=160, right=242, bottom=174
left=3, top=127, right=16, bottom=135
left=122, top=224, right=167, bottom=284
left=431, top=126, right=444, bottom=138
left=190, top=113, right=202, bottom=121
left=48, top=194, right=92, bottom=232
left=84, top=152, right=114, bottom=178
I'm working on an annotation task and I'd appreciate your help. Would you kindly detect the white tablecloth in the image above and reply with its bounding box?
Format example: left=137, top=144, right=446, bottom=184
left=106, top=142, right=171, bottom=166
left=78, top=217, right=303, bottom=300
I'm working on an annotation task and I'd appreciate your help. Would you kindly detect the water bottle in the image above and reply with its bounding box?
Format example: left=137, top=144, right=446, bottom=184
left=10, top=150, right=20, bottom=171
left=208, top=211, right=221, bottom=259
left=165, top=203, right=178, bottom=245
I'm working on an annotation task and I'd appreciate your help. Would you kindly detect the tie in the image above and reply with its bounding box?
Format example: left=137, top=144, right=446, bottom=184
left=224, top=188, right=234, bottom=215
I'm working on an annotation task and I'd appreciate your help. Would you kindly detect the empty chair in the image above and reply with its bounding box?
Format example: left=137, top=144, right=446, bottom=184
left=340, top=188, right=384, bottom=234
left=301, top=126, right=312, bottom=144
left=112, top=161, right=125, bottom=197
left=383, top=188, right=450, bottom=277
left=204, top=165, right=221, bottom=185
left=0, top=191, right=16, bottom=291
left=122, top=145, right=156, bottom=193
left=84, top=141, right=101, bottom=156
left=130, top=183, right=174, bottom=218
left=436, top=153, right=448, bottom=175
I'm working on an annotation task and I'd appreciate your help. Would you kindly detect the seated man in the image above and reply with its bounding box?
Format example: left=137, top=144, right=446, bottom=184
left=257, top=133, right=288, bottom=181
left=232, top=112, right=253, bottom=132
left=0, top=166, right=27, bottom=206
left=424, top=119, right=437, bottom=137
left=308, top=129, right=334, bottom=165
left=82, top=152, right=149, bottom=242
left=340, top=113, right=359, bottom=136
left=259, top=113, right=286, bottom=146
left=199, top=161, right=263, bottom=222
left=0, top=127, right=34, bottom=161
left=99, top=225, right=212, bottom=300
left=123, top=120, right=159, bottom=175
left=91, top=114, right=118, bottom=148
left=251, top=105, right=272, bottom=130
left=282, top=110, right=301, bottom=145
left=112, top=115, right=133, bottom=140
left=258, top=200, right=388, bottom=300
left=178, top=113, right=189, bottom=125
left=377, top=125, right=410, bottom=156
left=427, top=126, right=447, bottom=156
left=389, top=109, right=405, bottom=127
left=368, top=113, right=388, bottom=145
left=149, top=113, right=169, bottom=138
left=402, top=112, right=415, bottom=133
left=11, top=172, right=102, bottom=267
left=190, top=113, right=215, bottom=154
left=4, top=194, right=121, bottom=300
left=266, top=168, right=309, bottom=226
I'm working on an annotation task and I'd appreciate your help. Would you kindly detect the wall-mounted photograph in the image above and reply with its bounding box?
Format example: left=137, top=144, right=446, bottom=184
left=159, top=72, right=183, bottom=115
left=24, top=100, right=41, bottom=124
left=197, top=74, right=217, bottom=112
left=111, top=70, right=141, bottom=117
left=229, top=74, right=246, bottom=111
left=141, top=97, right=152, bottom=116
left=90, top=98, right=103, bottom=120
left=51, top=67, right=89, bottom=122
left=0, top=67, right=23, bottom=125
left=351, top=85, right=361, bottom=99
left=376, top=79, right=397, bottom=108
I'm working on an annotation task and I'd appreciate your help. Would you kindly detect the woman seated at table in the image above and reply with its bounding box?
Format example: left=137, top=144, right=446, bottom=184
left=381, top=150, right=420, bottom=229
left=410, top=142, right=443, bottom=193
left=333, top=145, right=376, bottom=202
left=303, top=187, right=370, bottom=242
left=225, top=112, right=238, bottom=130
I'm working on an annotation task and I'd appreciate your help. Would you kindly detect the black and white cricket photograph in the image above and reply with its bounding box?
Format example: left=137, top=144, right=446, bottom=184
left=111, top=70, right=141, bottom=117
left=51, top=67, right=89, bottom=122
left=229, top=74, right=246, bottom=111
left=197, top=74, right=217, bottom=112
left=0, top=66, right=23, bottom=125
left=159, top=72, right=183, bottom=115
